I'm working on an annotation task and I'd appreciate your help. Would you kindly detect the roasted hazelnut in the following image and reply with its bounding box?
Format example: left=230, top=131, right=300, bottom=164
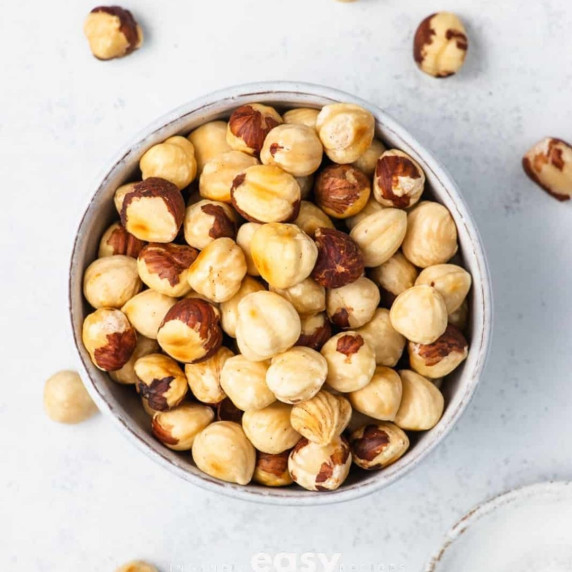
left=250, top=223, right=317, bottom=289
left=242, top=403, right=300, bottom=454
left=120, top=178, right=185, bottom=243
left=253, top=451, right=293, bottom=487
left=316, top=103, right=375, bottom=164
left=350, top=209, right=408, bottom=267
left=134, top=353, right=188, bottom=411
left=345, top=197, right=384, bottom=231
left=184, top=346, right=233, bottom=404
left=140, top=136, right=197, bottom=190
left=370, top=251, right=419, bottom=307
left=83, top=255, right=142, bottom=309
left=349, top=422, right=409, bottom=470
left=82, top=308, right=137, bottom=371
left=283, top=108, right=320, bottom=129
left=157, top=298, right=222, bottom=363
left=414, top=12, right=468, bottom=78
left=296, top=174, right=315, bottom=199
left=293, top=201, right=335, bottom=238
left=314, top=164, right=371, bottom=219
left=348, top=366, right=403, bottom=421
left=226, top=103, right=283, bottom=156
left=311, top=228, right=364, bottom=288
left=220, top=276, right=265, bottom=338
left=296, top=312, right=332, bottom=351
left=121, top=289, right=177, bottom=339
left=115, top=561, right=157, bottom=572
left=236, top=222, right=263, bottom=276
left=321, top=331, right=376, bottom=392
left=448, top=298, right=469, bottom=330
left=522, top=137, right=572, bottom=201
left=152, top=403, right=214, bottom=450
left=114, top=182, right=138, bottom=214
left=44, top=370, right=98, bottom=424
left=188, top=121, right=232, bottom=174
left=326, top=276, right=380, bottom=329
left=356, top=308, right=405, bottom=367
left=415, top=264, right=472, bottom=314
left=288, top=436, right=351, bottom=491
left=261, top=124, right=323, bottom=177
left=271, top=278, right=326, bottom=316
left=394, top=369, right=444, bottom=430
left=183, top=200, right=238, bottom=250
left=290, top=391, right=351, bottom=445
left=402, top=201, right=458, bottom=268
left=192, top=421, right=256, bottom=485
left=110, top=335, right=159, bottom=385
left=235, top=291, right=301, bottom=361
left=84, top=6, right=142, bottom=60
left=231, top=165, right=301, bottom=223
left=352, top=139, right=386, bottom=177
left=373, top=150, right=425, bottom=208
left=98, top=222, right=144, bottom=258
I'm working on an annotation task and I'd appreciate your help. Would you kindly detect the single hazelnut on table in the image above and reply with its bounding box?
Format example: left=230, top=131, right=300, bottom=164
left=295, top=174, right=315, bottom=199
left=356, top=308, right=405, bottom=367
left=110, top=335, right=159, bottom=385
left=369, top=251, right=419, bottom=308
left=184, top=346, right=233, bottom=405
left=253, top=450, right=293, bottom=487
left=326, top=276, right=380, bottom=329
left=152, top=403, right=214, bottom=451
left=349, top=422, right=409, bottom=470
left=352, top=139, right=386, bottom=177
left=271, top=278, right=326, bottom=316
left=188, top=121, right=232, bottom=174
left=114, top=182, right=138, bottom=214
left=296, top=312, right=332, bottom=352
left=448, top=298, right=469, bottom=331
left=236, top=222, right=263, bottom=276
left=121, top=289, right=177, bottom=339
left=192, top=421, right=256, bottom=485
left=98, top=222, right=144, bottom=258
left=316, top=103, right=375, bottom=164
left=44, top=370, right=98, bottom=424
left=82, top=308, right=137, bottom=371
left=283, top=108, right=320, bottom=130
left=220, top=276, right=265, bottom=338
left=293, top=201, right=335, bottom=238
left=216, top=397, right=244, bottom=424
left=183, top=199, right=238, bottom=250
left=115, top=561, right=158, bottom=572
left=345, top=197, right=385, bottom=231
left=415, top=264, right=472, bottom=314
left=84, top=6, right=142, bottom=60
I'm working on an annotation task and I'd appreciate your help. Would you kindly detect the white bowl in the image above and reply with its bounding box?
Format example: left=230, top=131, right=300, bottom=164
left=69, top=81, right=492, bottom=505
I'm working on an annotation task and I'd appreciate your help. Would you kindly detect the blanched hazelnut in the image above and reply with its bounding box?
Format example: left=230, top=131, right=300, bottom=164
left=98, top=222, right=144, bottom=258
left=242, top=402, right=300, bottom=454
left=184, top=346, right=233, bottom=404
left=394, top=369, right=444, bottom=430
left=402, top=201, right=458, bottom=268
left=316, top=103, right=375, bottom=164
left=253, top=451, right=293, bottom=487
left=220, top=276, right=265, bottom=338
left=250, top=223, right=317, bottom=289
left=293, top=201, right=335, bottom=238
left=84, top=6, right=142, bottom=60
left=356, top=308, right=405, bottom=367
left=288, top=436, right=351, bottom=491
left=192, top=421, right=255, bottom=485
left=82, top=308, right=137, bottom=371
left=415, top=264, right=472, bottom=314
left=152, top=403, right=214, bottom=450
left=271, top=278, right=325, bottom=316
left=231, top=165, right=301, bottom=223
left=236, top=222, right=263, bottom=276
left=115, top=560, right=157, bottom=572
left=448, top=298, right=469, bottom=330
left=370, top=251, right=419, bottom=307
left=227, top=104, right=283, bottom=156
left=110, top=335, right=159, bottom=385
left=350, top=209, right=408, bottom=267
left=296, top=312, right=332, bottom=351
left=283, top=108, right=320, bottom=129
left=390, top=285, right=448, bottom=344
left=295, top=174, right=315, bottom=199
left=352, top=139, right=386, bottom=177
left=373, top=149, right=425, bottom=208
left=414, top=12, right=468, bottom=78
left=235, top=291, right=301, bottom=361
left=345, top=197, right=384, bottom=231
left=188, top=121, right=232, bottom=174
left=114, top=182, right=138, bottom=214
left=326, top=276, right=380, bottom=329
left=183, top=200, right=238, bottom=250
left=348, top=366, right=403, bottom=421
left=44, top=370, right=98, bottom=424
left=121, top=289, right=177, bottom=339
left=321, top=332, right=376, bottom=392
left=83, top=255, right=142, bottom=309
left=157, top=298, right=222, bottom=363
left=349, top=422, right=409, bottom=470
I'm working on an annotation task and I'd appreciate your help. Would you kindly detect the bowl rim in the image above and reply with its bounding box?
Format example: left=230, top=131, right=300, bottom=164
left=69, top=81, right=493, bottom=505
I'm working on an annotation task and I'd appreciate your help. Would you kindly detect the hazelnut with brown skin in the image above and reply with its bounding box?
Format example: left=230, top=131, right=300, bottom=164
left=293, top=201, right=335, bottom=238
left=415, top=264, right=472, bottom=314
left=184, top=346, right=233, bottom=404
left=296, top=312, right=332, bottom=351
left=98, top=222, right=144, bottom=258
left=283, top=108, right=319, bottom=130
left=326, top=276, right=380, bottom=329
left=349, top=422, right=409, bottom=470
left=352, top=139, right=386, bottom=177
left=44, top=370, right=98, bottom=424
left=188, top=121, right=232, bottom=174
left=183, top=200, right=238, bottom=250
left=356, top=308, right=405, bottom=367
left=115, top=561, right=158, bottom=572
left=152, top=404, right=214, bottom=451
left=271, top=278, right=326, bottom=316
left=253, top=451, right=293, bottom=487
left=110, top=335, right=159, bottom=385
left=236, top=222, right=263, bottom=276
left=220, top=276, right=265, bottom=338
left=114, top=182, right=138, bottom=214
left=370, top=251, right=419, bottom=308
left=216, top=398, right=244, bottom=424
left=121, top=289, right=177, bottom=339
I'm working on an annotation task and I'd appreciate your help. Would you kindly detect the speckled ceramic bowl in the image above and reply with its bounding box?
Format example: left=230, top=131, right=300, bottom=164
left=69, top=82, right=492, bottom=505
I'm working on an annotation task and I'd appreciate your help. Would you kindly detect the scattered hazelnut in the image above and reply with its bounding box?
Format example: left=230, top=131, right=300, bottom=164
left=184, top=346, right=233, bottom=404
left=293, top=201, right=335, bottom=238
left=121, top=289, right=177, bottom=339
left=415, top=264, right=472, bottom=314
left=114, top=182, right=138, bottom=214
left=115, top=561, right=158, bottom=572
left=236, top=222, right=263, bottom=276
left=253, top=451, right=293, bottom=487
left=448, top=298, right=469, bottom=331
left=345, top=197, right=384, bottom=231
left=44, top=370, right=98, bottom=424
left=326, top=276, right=380, bottom=329
left=183, top=200, right=238, bottom=250
left=349, top=422, right=409, bottom=470
left=296, top=312, right=333, bottom=351
left=220, top=276, right=265, bottom=338
left=295, top=174, right=315, bottom=199
left=352, top=139, right=386, bottom=177
left=98, top=222, right=144, bottom=258
left=152, top=403, right=214, bottom=451
left=188, top=121, right=232, bottom=174
left=226, top=104, right=283, bottom=156
left=369, top=251, right=419, bottom=307
left=110, top=335, right=159, bottom=385
left=283, top=108, right=320, bottom=130
left=271, top=278, right=326, bottom=316
left=216, top=397, right=244, bottom=424
left=356, top=308, right=405, bottom=367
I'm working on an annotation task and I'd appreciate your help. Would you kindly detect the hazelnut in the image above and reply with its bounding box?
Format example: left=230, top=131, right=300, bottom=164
left=290, top=391, right=351, bottom=445
left=140, top=136, right=197, bottom=190
left=369, top=251, right=419, bottom=307
left=188, top=121, right=232, bottom=174
left=187, top=238, right=247, bottom=302
left=314, top=165, right=371, bottom=219
left=350, top=209, right=408, bottom=267
left=184, top=346, right=233, bottom=404
left=326, top=276, right=380, bottom=329
left=356, top=308, right=405, bottom=367
left=250, top=223, right=317, bottom=289
left=44, top=370, right=98, bottom=424
left=114, top=182, right=138, bottom=214
left=293, top=201, right=335, bottom=238
left=288, top=436, right=351, bottom=491
left=235, top=291, right=301, bottom=361
left=296, top=312, right=332, bottom=351
left=134, top=353, right=188, bottom=411
left=522, top=137, right=572, bottom=201
left=157, top=298, right=222, bottom=363
left=220, top=355, right=276, bottom=411
left=253, top=451, right=293, bottom=487
left=348, top=366, right=403, bottom=421
left=349, top=422, right=409, bottom=470
left=137, top=243, right=198, bottom=297
left=110, top=335, right=160, bottom=385
left=345, top=197, right=384, bottom=231
left=394, top=369, right=444, bottom=430
left=295, top=174, right=315, bottom=199
left=183, top=200, right=238, bottom=250
left=448, top=298, right=469, bottom=330
left=115, top=561, right=157, bottom=572
left=83, top=6, right=142, bottom=60
left=216, top=398, right=244, bottom=424
left=83, top=255, right=142, bottom=309
left=352, top=139, right=386, bottom=177
left=316, top=103, right=375, bottom=164
left=152, top=403, right=214, bottom=451
left=373, top=150, right=425, bottom=208
left=120, top=178, right=185, bottom=243
left=82, top=308, right=137, bottom=371
left=220, top=276, right=265, bottom=338
left=408, top=324, right=468, bottom=378
left=236, top=222, right=263, bottom=276
left=271, top=278, right=326, bottom=316
left=226, top=103, right=283, bottom=156
left=402, top=201, right=458, bottom=268
left=192, top=421, right=256, bottom=485
left=260, top=124, right=323, bottom=177
left=242, top=403, right=300, bottom=454
left=98, top=222, right=144, bottom=258
left=415, top=264, right=472, bottom=314
left=283, top=108, right=320, bottom=130
left=121, top=289, right=177, bottom=339
left=231, top=165, right=301, bottom=223
left=321, top=331, right=376, bottom=392
left=414, top=12, right=468, bottom=78
left=311, top=228, right=364, bottom=288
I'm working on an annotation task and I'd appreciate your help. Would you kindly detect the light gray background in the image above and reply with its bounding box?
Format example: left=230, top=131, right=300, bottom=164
left=2, top=0, right=572, bottom=570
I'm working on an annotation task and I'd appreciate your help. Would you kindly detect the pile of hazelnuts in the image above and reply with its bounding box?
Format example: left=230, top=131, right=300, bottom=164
left=80, top=101, right=472, bottom=491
